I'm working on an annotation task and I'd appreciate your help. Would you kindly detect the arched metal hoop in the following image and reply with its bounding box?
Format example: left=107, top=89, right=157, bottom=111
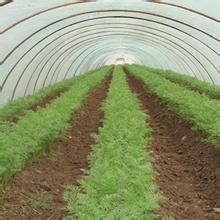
left=0, top=0, right=13, bottom=7
left=0, top=1, right=219, bottom=105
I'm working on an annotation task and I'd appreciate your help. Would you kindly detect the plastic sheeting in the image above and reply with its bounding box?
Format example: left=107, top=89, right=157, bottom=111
left=0, top=0, right=219, bottom=106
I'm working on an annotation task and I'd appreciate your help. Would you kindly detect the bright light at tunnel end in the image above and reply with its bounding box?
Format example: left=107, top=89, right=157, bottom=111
left=105, top=53, right=136, bottom=65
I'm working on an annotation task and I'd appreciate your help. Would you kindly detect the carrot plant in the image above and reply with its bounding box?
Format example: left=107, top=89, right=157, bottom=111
left=0, top=67, right=110, bottom=124
left=0, top=78, right=73, bottom=122
left=126, top=65, right=220, bottom=148
left=139, top=65, right=220, bottom=100
left=64, top=66, right=163, bottom=219
left=0, top=66, right=112, bottom=183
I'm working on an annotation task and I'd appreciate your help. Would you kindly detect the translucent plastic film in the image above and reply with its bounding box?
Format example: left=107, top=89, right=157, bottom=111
left=0, top=0, right=219, bottom=105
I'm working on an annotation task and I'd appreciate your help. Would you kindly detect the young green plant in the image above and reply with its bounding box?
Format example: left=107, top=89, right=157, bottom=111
left=64, top=65, right=163, bottom=219
left=0, top=66, right=112, bottom=183
left=140, top=65, right=220, bottom=100
left=126, top=65, right=220, bottom=148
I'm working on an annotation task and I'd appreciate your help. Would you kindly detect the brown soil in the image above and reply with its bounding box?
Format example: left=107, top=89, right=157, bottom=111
left=10, top=88, right=70, bottom=124
left=126, top=73, right=220, bottom=220
left=0, top=75, right=111, bottom=220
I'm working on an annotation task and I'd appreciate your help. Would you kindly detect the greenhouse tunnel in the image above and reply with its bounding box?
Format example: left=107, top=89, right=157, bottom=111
left=0, top=0, right=219, bottom=106
left=1, top=1, right=220, bottom=219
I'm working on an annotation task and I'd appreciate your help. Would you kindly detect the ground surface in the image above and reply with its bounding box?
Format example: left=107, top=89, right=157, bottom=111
left=0, top=75, right=111, bottom=220
left=0, top=73, right=220, bottom=220
left=127, top=74, right=220, bottom=220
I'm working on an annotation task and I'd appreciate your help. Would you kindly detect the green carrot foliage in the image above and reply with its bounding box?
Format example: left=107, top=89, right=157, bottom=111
left=0, top=66, right=112, bottom=183
left=141, top=65, right=220, bottom=100
left=64, top=66, right=163, bottom=219
left=0, top=78, right=73, bottom=122
left=126, top=65, right=220, bottom=148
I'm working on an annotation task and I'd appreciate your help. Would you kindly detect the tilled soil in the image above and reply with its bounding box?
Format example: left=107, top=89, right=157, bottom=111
left=127, top=74, right=220, bottom=220
left=0, top=75, right=111, bottom=220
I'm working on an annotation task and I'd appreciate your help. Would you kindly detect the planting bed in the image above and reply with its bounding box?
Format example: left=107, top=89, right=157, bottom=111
left=127, top=73, right=220, bottom=220
left=140, top=65, right=220, bottom=100
left=9, top=88, right=68, bottom=124
left=0, top=74, right=112, bottom=219
left=64, top=66, right=163, bottom=219
left=125, top=65, right=220, bottom=148
left=0, top=66, right=112, bottom=183
left=0, top=77, right=75, bottom=123
left=0, top=65, right=219, bottom=220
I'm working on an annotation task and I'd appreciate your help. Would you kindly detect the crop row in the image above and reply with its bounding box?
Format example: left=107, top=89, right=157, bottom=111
left=126, top=65, right=220, bottom=148
left=0, top=67, right=111, bottom=125
left=139, top=65, right=220, bottom=100
left=0, top=77, right=74, bottom=123
left=64, top=66, right=163, bottom=219
left=0, top=66, right=112, bottom=183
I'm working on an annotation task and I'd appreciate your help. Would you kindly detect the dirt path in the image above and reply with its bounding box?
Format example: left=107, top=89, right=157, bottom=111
left=126, top=74, right=220, bottom=220
left=0, top=75, right=111, bottom=220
